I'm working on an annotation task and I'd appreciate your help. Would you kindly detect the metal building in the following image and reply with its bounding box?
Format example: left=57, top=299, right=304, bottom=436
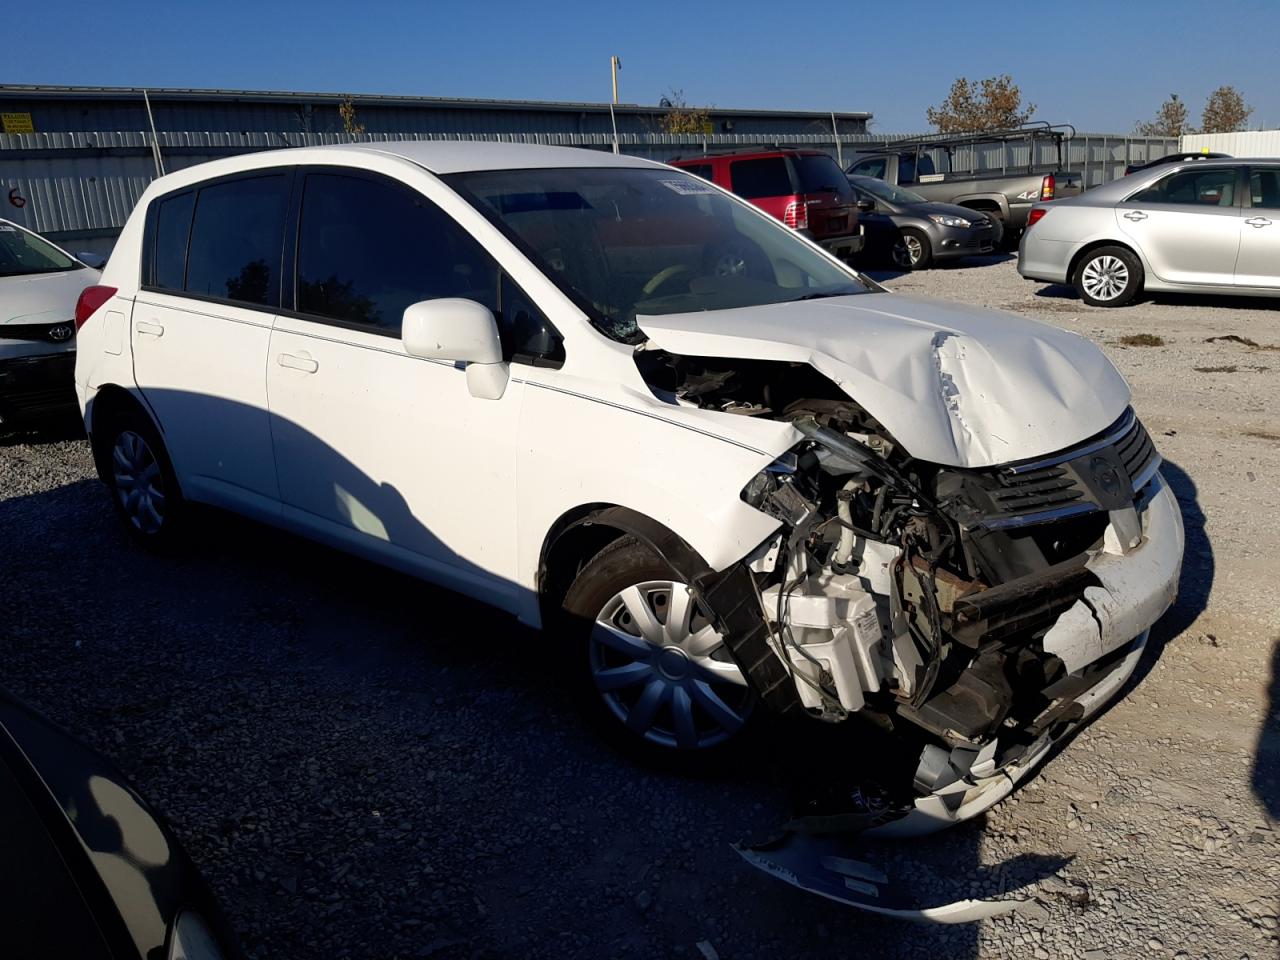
left=0, top=84, right=873, bottom=253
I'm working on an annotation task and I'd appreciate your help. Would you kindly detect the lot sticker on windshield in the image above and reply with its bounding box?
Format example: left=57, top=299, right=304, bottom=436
left=659, top=178, right=717, bottom=196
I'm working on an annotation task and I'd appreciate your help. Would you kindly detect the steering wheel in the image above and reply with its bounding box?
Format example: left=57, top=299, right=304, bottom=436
left=641, top=264, right=694, bottom=298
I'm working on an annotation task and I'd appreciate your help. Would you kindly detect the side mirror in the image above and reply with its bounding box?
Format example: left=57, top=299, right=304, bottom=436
left=401, top=299, right=508, bottom=400
left=77, top=252, right=108, bottom=269
left=855, top=199, right=875, bottom=212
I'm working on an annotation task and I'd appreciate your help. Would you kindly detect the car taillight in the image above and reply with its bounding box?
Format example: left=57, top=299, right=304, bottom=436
left=75, top=285, right=117, bottom=330
left=1027, top=208, right=1048, bottom=229
left=1040, top=174, right=1056, bottom=201
left=782, top=197, right=809, bottom=231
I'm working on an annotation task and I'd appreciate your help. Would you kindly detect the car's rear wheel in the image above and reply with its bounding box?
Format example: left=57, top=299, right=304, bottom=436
left=891, top=228, right=931, bottom=269
left=561, top=537, right=755, bottom=765
left=1074, top=245, right=1143, bottom=307
left=100, top=409, right=187, bottom=550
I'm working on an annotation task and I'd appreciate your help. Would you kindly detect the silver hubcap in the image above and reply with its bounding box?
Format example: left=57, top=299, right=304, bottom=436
left=590, top=580, right=752, bottom=750
left=112, top=430, right=166, bottom=534
left=1082, top=255, right=1129, bottom=301
left=893, top=234, right=923, bottom=267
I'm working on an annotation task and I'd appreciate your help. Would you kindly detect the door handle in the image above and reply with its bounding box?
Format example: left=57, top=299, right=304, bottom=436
left=135, top=319, right=164, bottom=337
left=1245, top=216, right=1273, bottom=228
left=1123, top=210, right=1148, bottom=222
left=277, top=352, right=319, bottom=374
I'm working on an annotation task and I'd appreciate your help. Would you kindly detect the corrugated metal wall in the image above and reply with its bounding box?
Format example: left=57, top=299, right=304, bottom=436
left=1181, top=129, right=1280, bottom=156
left=1, top=126, right=1180, bottom=255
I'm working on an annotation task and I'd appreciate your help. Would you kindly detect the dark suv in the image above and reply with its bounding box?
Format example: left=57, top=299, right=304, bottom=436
left=669, top=149, right=863, bottom=260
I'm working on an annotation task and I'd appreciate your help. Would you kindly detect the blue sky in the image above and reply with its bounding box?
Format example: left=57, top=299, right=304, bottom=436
left=7, top=0, right=1278, bottom=132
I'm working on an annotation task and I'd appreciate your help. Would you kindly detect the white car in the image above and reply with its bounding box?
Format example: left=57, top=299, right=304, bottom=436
left=0, top=219, right=102, bottom=426
left=74, top=142, right=1183, bottom=842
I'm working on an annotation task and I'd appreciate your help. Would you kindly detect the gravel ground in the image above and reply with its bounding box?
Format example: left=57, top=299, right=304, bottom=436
left=2, top=256, right=1278, bottom=959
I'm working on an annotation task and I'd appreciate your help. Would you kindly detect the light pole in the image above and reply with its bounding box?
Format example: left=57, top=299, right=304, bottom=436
left=609, top=56, right=622, bottom=154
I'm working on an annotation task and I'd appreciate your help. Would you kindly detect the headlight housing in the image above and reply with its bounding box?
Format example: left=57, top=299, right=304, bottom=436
left=927, top=213, right=972, bottom=228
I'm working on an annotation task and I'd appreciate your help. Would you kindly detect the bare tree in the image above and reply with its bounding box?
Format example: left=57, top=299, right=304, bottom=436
left=658, top=89, right=711, bottom=135
left=1135, top=94, right=1191, bottom=137
left=926, top=75, right=1035, bottom=133
left=338, top=95, right=366, bottom=137
left=1201, top=85, right=1253, bottom=134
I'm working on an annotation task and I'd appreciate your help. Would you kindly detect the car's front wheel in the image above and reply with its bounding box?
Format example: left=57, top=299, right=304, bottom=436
left=561, top=537, right=755, bottom=764
left=1074, top=245, right=1143, bottom=307
left=891, top=228, right=931, bottom=270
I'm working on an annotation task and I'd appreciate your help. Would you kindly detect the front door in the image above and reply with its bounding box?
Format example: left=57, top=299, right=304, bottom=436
left=131, top=173, right=291, bottom=514
left=1235, top=166, right=1280, bottom=289
left=1115, top=165, right=1243, bottom=286
left=266, top=169, right=526, bottom=605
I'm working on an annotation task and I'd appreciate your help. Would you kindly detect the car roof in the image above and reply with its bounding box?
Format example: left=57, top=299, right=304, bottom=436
left=670, top=148, right=830, bottom=164
left=350, top=140, right=659, bottom=174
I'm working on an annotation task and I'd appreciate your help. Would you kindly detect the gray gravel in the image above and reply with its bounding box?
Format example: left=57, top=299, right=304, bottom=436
left=2, top=256, right=1278, bottom=959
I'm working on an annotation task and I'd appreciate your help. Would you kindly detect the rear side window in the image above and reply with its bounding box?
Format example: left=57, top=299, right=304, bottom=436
left=152, top=191, right=194, bottom=290
left=848, top=157, right=887, bottom=179
left=295, top=173, right=498, bottom=334
left=681, top=163, right=713, bottom=181
left=185, top=175, right=290, bottom=305
left=793, top=155, right=854, bottom=200
left=1131, top=167, right=1239, bottom=207
left=730, top=157, right=792, bottom=198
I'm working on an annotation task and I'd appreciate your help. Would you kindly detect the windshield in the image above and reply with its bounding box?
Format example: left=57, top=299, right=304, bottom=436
left=857, top=179, right=927, bottom=205
left=445, top=167, right=872, bottom=342
left=0, top=223, right=79, bottom=277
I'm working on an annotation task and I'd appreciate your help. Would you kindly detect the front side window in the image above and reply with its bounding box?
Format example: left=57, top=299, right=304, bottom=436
left=1249, top=168, right=1280, bottom=209
left=185, top=175, right=289, bottom=306
left=295, top=173, right=498, bottom=334
left=446, top=167, right=872, bottom=343
left=0, top=222, right=79, bottom=277
left=729, top=157, right=792, bottom=199
left=1131, top=168, right=1239, bottom=207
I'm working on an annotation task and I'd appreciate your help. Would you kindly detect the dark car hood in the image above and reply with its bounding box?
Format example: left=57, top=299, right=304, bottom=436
left=0, top=690, right=237, bottom=958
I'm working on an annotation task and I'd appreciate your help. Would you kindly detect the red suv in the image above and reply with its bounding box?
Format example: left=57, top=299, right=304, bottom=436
left=669, top=149, right=864, bottom=260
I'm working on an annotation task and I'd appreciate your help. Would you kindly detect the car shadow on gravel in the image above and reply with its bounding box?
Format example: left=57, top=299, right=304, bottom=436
left=0, top=412, right=84, bottom=447
left=0, top=421, right=1071, bottom=960
left=1034, top=282, right=1280, bottom=313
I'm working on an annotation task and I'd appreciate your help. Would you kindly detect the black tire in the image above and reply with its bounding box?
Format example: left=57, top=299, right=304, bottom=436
left=1073, top=245, right=1144, bottom=307
left=97, top=406, right=189, bottom=551
left=891, top=228, right=932, bottom=270
left=560, top=536, right=756, bottom=769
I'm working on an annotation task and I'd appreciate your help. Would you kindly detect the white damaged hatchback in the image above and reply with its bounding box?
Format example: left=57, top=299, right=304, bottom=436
left=75, top=143, right=1183, bottom=903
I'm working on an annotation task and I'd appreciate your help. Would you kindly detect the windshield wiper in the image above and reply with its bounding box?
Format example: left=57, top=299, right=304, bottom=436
left=788, top=289, right=863, bottom=303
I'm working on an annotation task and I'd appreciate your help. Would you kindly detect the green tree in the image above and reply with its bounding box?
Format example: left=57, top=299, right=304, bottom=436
left=1201, top=86, right=1252, bottom=134
left=1135, top=94, right=1191, bottom=137
left=926, top=75, right=1035, bottom=133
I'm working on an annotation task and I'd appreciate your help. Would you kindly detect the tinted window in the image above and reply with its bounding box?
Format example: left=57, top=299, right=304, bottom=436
left=500, top=273, right=563, bottom=364
left=849, top=157, right=887, bottom=179
left=1132, top=168, right=1239, bottom=207
left=682, top=164, right=713, bottom=181
left=794, top=155, right=854, bottom=200
left=296, top=173, right=498, bottom=333
left=153, top=191, right=194, bottom=290
left=185, top=175, right=289, bottom=305
left=730, top=157, right=792, bottom=198
left=1250, top=169, right=1280, bottom=209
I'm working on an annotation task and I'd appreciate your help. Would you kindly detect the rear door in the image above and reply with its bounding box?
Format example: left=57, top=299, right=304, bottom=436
left=792, top=154, right=858, bottom=240
left=728, top=156, right=796, bottom=222
left=132, top=172, right=290, bottom=514
left=1235, top=166, right=1280, bottom=289
left=1115, top=165, right=1244, bottom=285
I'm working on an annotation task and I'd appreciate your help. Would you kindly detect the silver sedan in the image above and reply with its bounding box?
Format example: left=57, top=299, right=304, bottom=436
left=1018, top=159, right=1280, bottom=306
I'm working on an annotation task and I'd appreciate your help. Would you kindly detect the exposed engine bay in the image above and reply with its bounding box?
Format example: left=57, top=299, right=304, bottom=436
left=637, top=348, right=1180, bottom=842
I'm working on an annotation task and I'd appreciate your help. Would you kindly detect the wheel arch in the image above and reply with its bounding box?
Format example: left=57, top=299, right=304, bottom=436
left=85, top=385, right=156, bottom=483
left=536, top=503, right=712, bottom=626
left=1067, top=238, right=1144, bottom=286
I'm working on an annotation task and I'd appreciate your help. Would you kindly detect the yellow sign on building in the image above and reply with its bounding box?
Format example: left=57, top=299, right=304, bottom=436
left=1, top=113, right=35, bottom=134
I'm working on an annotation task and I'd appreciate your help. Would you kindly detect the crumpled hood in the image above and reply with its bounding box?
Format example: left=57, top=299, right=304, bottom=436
left=637, top=292, right=1130, bottom=469
left=0, top=267, right=97, bottom=325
